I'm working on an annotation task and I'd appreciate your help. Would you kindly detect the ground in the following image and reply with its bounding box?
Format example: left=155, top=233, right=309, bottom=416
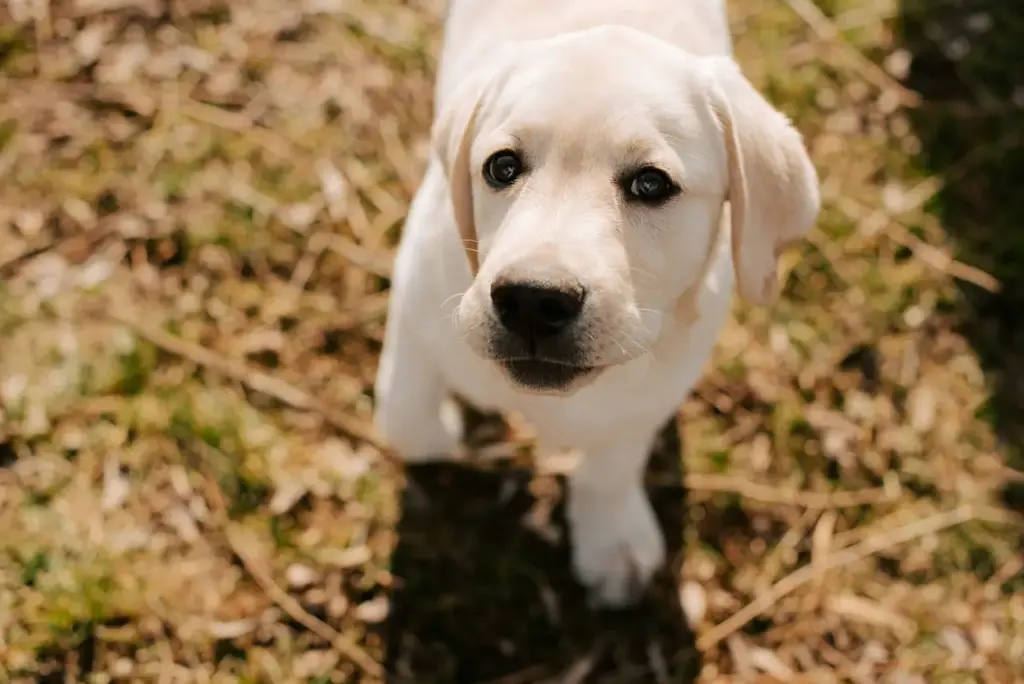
left=1, top=0, right=1022, bottom=682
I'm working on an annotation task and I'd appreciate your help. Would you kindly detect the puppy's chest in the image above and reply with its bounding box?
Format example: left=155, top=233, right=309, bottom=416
left=439, top=346, right=533, bottom=415
left=441, top=345, right=692, bottom=445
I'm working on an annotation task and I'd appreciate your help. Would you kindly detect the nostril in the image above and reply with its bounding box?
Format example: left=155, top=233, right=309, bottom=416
left=537, top=291, right=584, bottom=328
left=491, top=286, right=519, bottom=321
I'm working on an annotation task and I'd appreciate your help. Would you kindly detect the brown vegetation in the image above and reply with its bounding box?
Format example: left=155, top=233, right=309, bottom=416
left=1, top=0, right=1022, bottom=682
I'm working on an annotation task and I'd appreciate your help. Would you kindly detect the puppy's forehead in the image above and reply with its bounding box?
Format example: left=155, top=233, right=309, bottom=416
left=484, top=36, right=710, bottom=144
left=474, top=36, right=720, bottom=183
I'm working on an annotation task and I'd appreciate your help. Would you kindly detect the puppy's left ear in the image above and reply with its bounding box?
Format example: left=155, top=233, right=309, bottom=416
left=702, top=56, right=821, bottom=305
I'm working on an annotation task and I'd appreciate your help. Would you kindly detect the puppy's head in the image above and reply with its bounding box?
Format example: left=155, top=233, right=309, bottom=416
left=434, top=25, right=820, bottom=395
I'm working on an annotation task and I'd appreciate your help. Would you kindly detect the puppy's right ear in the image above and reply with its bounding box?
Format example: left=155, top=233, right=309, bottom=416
left=431, top=49, right=519, bottom=275
left=431, top=73, right=490, bottom=275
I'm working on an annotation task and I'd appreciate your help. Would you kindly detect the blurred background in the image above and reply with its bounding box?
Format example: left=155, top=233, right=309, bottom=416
left=1, top=0, right=1022, bottom=682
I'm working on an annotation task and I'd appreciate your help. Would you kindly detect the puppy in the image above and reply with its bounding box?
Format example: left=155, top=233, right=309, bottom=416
left=374, top=0, right=820, bottom=608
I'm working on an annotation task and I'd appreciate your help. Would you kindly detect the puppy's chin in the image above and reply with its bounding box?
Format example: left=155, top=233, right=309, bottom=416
left=499, top=359, right=603, bottom=396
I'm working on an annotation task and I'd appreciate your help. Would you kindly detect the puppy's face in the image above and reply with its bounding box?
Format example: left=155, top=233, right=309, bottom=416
left=435, top=27, right=819, bottom=394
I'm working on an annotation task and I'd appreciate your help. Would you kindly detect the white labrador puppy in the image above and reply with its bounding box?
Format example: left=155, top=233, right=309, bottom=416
left=374, top=0, right=820, bottom=608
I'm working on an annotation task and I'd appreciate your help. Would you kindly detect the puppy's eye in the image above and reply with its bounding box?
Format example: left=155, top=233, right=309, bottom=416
left=627, top=167, right=677, bottom=204
left=483, top=150, right=523, bottom=188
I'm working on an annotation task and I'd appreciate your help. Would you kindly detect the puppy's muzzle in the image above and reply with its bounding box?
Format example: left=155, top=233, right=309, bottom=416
left=488, top=276, right=597, bottom=391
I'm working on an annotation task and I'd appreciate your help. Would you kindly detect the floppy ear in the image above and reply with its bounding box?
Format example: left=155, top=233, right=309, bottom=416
left=431, top=69, right=497, bottom=275
left=703, top=57, right=821, bottom=305
left=432, top=46, right=523, bottom=275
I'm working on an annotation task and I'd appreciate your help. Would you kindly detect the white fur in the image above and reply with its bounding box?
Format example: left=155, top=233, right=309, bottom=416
left=374, top=0, right=821, bottom=608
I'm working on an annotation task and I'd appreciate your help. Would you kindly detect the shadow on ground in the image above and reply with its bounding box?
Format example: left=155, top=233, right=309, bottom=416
left=377, top=409, right=700, bottom=683
left=898, top=0, right=1024, bottom=511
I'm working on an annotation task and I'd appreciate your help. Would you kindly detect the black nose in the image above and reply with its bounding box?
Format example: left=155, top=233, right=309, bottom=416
left=490, top=281, right=586, bottom=341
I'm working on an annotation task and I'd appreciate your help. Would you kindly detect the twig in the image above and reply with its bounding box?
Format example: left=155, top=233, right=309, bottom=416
left=661, top=473, right=893, bottom=509
left=0, top=243, right=59, bottom=280
left=323, top=233, right=394, bottom=279
left=886, top=220, right=1001, bottom=292
left=754, top=508, right=821, bottom=592
left=0, top=230, right=116, bottom=280
left=107, top=309, right=393, bottom=457
left=781, top=0, right=921, bottom=105
left=696, top=504, right=976, bottom=651
left=837, top=147, right=1013, bottom=293
left=869, top=128, right=1024, bottom=292
left=179, top=99, right=300, bottom=160
left=198, top=460, right=384, bottom=678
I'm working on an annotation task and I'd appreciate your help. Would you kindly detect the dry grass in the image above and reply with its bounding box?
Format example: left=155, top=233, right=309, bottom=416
left=1, top=0, right=1022, bottom=682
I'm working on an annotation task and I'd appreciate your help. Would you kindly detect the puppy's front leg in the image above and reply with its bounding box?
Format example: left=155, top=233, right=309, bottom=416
left=373, top=308, right=461, bottom=463
left=567, top=430, right=665, bottom=608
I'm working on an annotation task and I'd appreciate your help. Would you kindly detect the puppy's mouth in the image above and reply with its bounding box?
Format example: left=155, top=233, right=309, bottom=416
left=500, top=358, right=599, bottom=392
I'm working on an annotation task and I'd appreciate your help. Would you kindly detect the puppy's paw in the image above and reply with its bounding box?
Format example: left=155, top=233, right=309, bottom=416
left=567, top=488, right=665, bottom=609
left=377, top=417, right=461, bottom=463
left=373, top=398, right=463, bottom=463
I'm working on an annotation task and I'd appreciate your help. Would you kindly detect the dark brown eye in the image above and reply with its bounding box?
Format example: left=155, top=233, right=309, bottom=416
left=484, top=150, right=523, bottom=188
left=627, top=167, right=677, bottom=204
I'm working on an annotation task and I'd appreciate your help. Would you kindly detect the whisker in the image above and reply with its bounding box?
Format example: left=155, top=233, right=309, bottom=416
left=440, top=291, right=466, bottom=310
